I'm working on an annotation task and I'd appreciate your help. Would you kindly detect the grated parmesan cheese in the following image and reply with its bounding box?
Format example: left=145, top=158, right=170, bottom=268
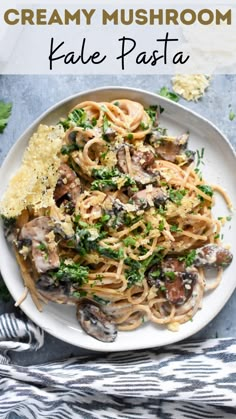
left=0, top=124, right=64, bottom=218
left=172, top=74, right=210, bottom=102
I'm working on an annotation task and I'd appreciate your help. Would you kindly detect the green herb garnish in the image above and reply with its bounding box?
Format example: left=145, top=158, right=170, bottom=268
left=150, top=269, right=161, bottom=278
left=72, top=290, right=87, bottom=298
left=169, top=188, right=187, bottom=206
left=37, top=242, right=47, bottom=252
left=158, top=219, right=165, bottom=232
left=59, top=108, right=93, bottom=130
left=178, top=249, right=197, bottom=267
left=97, top=246, right=124, bottom=261
left=54, top=262, right=89, bottom=285
left=197, top=185, right=213, bottom=201
left=170, top=225, right=183, bottom=233
left=0, top=101, right=12, bottom=134
left=140, top=121, right=149, bottom=130
left=158, top=87, right=180, bottom=102
left=165, top=271, right=176, bottom=281
left=229, top=110, right=236, bottom=121
left=145, top=105, right=158, bottom=124
left=93, top=295, right=110, bottom=305
left=123, top=237, right=136, bottom=247
left=61, top=144, right=80, bottom=155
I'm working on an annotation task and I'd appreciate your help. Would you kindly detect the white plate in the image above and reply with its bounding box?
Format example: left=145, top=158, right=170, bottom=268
left=0, top=87, right=236, bottom=352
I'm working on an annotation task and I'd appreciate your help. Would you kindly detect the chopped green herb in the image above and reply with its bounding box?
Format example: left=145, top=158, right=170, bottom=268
left=229, top=110, right=236, bottom=121
left=92, top=167, right=120, bottom=180
left=157, top=205, right=166, bottom=216
left=61, top=144, right=80, bottom=155
left=197, top=185, right=213, bottom=201
left=158, top=219, right=165, bottom=232
left=124, top=258, right=143, bottom=288
left=100, top=105, right=107, bottom=112
left=169, top=188, right=187, bottom=206
left=146, top=221, right=153, bottom=234
left=160, top=285, right=167, bottom=292
left=194, top=167, right=203, bottom=181
left=196, top=148, right=205, bottom=167
left=123, top=214, right=143, bottom=227
left=218, top=216, right=223, bottom=220
left=0, top=101, right=12, bottom=134
left=125, top=247, right=164, bottom=288
left=97, top=246, right=124, bottom=261
left=59, top=108, right=93, bottom=131
left=72, top=290, right=87, bottom=298
left=91, top=117, right=97, bottom=126
left=91, top=167, right=135, bottom=191
left=170, top=224, right=183, bottom=233
left=165, top=271, right=176, bottom=281
left=100, top=149, right=109, bottom=160
left=100, top=214, right=111, bottom=223
left=127, top=133, right=134, bottom=140
left=158, top=87, right=180, bottom=102
left=78, top=220, right=90, bottom=228
left=140, top=121, right=149, bottom=130
left=93, top=295, right=110, bottom=305
left=226, top=216, right=232, bottom=222
left=123, top=237, right=136, bottom=247
left=214, top=234, right=220, bottom=239
left=102, top=114, right=110, bottom=134
left=150, top=269, right=161, bottom=278
left=74, top=214, right=81, bottom=224
left=53, top=262, right=89, bottom=285
left=37, top=242, right=47, bottom=252
left=91, top=175, right=134, bottom=191
left=113, top=101, right=119, bottom=107
left=130, top=186, right=139, bottom=192
left=178, top=249, right=196, bottom=267
left=145, top=105, right=158, bottom=125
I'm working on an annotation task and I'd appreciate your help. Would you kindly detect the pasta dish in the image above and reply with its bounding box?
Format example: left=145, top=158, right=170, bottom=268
left=0, top=98, right=233, bottom=342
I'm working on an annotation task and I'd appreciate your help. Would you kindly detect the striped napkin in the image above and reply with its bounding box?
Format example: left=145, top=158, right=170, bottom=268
left=0, top=312, right=235, bottom=418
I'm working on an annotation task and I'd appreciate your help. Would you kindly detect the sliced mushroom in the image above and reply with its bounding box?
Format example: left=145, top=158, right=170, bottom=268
left=149, top=132, right=194, bottom=165
left=36, top=274, right=75, bottom=303
left=19, top=216, right=60, bottom=273
left=103, top=127, right=116, bottom=141
left=194, top=244, right=233, bottom=268
left=117, top=145, right=157, bottom=187
left=131, top=149, right=155, bottom=170
left=54, top=164, right=81, bottom=204
left=77, top=299, right=117, bottom=342
left=132, top=187, right=168, bottom=210
left=147, top=258, right=198, bottom=306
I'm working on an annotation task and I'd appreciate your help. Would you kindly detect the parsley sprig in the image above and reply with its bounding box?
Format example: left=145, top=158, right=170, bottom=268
left=0, top=101, right=12, bottom=134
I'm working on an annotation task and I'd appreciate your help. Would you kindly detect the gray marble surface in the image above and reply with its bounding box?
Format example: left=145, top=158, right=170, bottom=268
left=0, top=75, right=236, bottom=365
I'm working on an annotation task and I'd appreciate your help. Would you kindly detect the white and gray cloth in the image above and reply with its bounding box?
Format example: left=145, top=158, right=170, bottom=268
left=0, top=313, right=235, bottom=419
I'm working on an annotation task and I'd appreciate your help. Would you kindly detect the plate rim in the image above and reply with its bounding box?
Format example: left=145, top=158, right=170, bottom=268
left=0, top=85, right=236, bottom=352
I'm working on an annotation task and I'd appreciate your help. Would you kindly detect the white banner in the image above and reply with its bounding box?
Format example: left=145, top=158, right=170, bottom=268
left=0, top=1, right=235, bottom=74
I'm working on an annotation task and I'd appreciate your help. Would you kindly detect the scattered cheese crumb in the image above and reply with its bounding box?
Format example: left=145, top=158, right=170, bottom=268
left=167, top=322, right=180, bottom=332
left=0, top=124, right=64, bottom=218
left=172, top=74, right=210, bottom=102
